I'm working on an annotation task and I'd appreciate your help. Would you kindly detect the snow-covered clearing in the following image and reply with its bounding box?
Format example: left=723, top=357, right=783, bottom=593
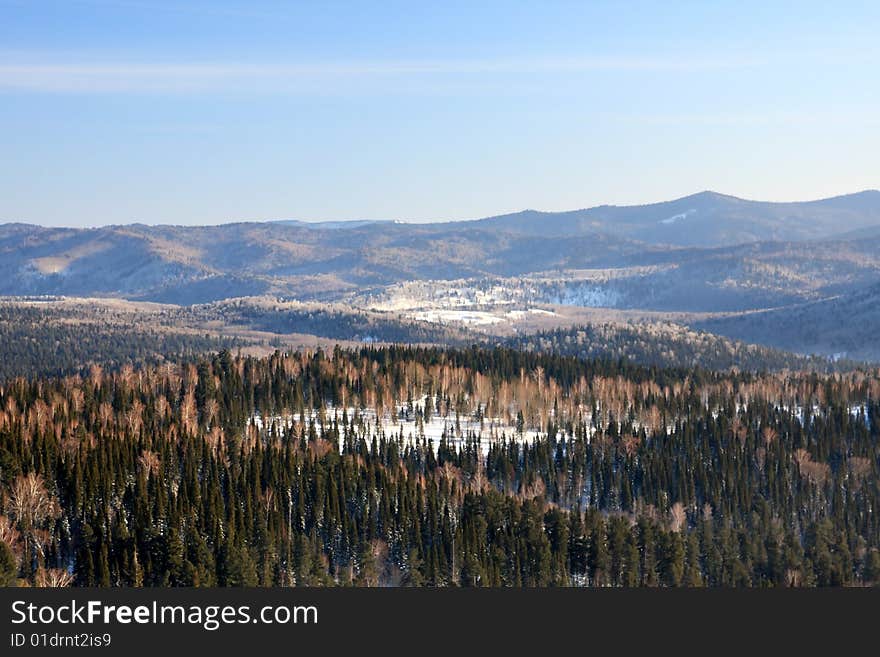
left=410, top=310, right=504, bottom=325
left=250, top=396, right=565, bottom=454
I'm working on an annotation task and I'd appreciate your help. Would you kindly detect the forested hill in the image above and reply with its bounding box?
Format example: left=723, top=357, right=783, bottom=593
left=1, top=346, right=878, bottom=587
left=504, top=324, right=861, bottom=373
left=3, top=190, right=880, bottom=305
left=5, top=297, right=856, bottom=384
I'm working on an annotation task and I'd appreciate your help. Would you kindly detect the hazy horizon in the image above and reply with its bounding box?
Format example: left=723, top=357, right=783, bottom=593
left=3, top=187, right=880, bottom=230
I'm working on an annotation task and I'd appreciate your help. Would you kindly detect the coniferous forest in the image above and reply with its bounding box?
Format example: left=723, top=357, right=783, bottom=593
left=0, top=346, right=878, bottom=587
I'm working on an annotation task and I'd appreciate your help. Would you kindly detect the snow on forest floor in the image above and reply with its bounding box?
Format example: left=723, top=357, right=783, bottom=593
left=249, top=396, right=563, bottom=453
left=248, top=397, right=871, bottom=454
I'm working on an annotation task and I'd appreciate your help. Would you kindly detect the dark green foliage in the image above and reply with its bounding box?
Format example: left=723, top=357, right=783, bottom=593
left=0, top=541, right=17, bottom=586
left=507, top=324, right=863, bottom=373
left=0, top=346, right=877, bottom=587
left=233, top=304, right=472, bottom=345
left=0, top=302, right=238, bottom=381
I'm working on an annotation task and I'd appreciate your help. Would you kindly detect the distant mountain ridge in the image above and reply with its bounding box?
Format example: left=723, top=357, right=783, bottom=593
left=2, top=189, right=880, bottom=362
left=1, top=190, right=880, bottom=308
left=467, top=189, right=880, bottom=247
left=6, top=188, right=880, bottom=239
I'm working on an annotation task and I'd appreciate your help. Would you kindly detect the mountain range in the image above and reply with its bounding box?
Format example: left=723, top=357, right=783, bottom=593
left=471, top=190, right=880, bottom=246
left=2, top=189, right=880, bottom=361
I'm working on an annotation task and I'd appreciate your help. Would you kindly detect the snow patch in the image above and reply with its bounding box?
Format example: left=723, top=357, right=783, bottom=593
left=505, top=308, right=558, bottom=320
left=410, top=310, right=504, bottom=325
left=248, top=396, right=565, bottom=454
left=659, top=209, right=696, bottom=225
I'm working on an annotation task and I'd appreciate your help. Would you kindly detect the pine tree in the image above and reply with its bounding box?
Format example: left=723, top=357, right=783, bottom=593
left=0, top=541, right=17, bottom=586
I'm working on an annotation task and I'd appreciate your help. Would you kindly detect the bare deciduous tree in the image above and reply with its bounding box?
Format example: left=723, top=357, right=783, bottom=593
left=137, top=450, right=161, bottom=479
left=6, top=473, right=61, bottom=570
left=35, top=567, right=73, bottom=588
left=669, top=502, right=687, bottom=533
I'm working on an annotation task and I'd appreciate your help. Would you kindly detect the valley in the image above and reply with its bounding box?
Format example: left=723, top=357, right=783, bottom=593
left=3, top=189, right=880, bottom=377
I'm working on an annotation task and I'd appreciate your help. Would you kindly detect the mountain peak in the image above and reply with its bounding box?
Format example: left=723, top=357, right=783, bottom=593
left=691, top=190, right=738, bottom=199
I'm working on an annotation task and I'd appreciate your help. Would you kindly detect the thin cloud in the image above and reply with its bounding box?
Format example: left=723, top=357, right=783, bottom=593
left=616, top=108, right=880, bottom=127
left=54, top=0, right=278, bottom=19
left=0, top=53, right=763, bottom=94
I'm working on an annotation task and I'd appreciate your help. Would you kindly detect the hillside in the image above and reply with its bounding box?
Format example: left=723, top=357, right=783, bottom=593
left=503, top=323, right=858, bottom=373
left=471, top=190, right=880, bottom=247
left=695, top=282, right=880, bottom=362
left=3, top=190, right=880, bottom=362
left=2, top=190, right=880, bottom=307
left=4, top=296, right=855, bottom=383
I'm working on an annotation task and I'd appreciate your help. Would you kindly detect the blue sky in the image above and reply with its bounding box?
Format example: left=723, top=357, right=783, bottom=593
left=1, top=1, right=878, bottom=226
